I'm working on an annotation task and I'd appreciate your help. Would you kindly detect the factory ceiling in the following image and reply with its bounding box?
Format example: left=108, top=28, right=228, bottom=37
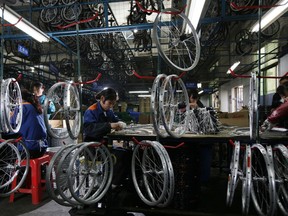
left=1, top=0, right=288, bottom=104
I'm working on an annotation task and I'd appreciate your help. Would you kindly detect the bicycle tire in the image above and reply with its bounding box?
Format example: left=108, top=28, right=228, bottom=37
left=249, top=73, right=257, bottom=140
left=44, top=82, right=69, bottom=139
left=56, top=144, right=83, bottom=206
left=159, top=74, right=189, bottom=138
left=152, top=141, right=175, bottom=207
left=242, top=145, right=252, bottom=215
left=67, top=142, right=113, bottom=205
left=2, top=78, right=22, bottom=133
left=64, top=83, right=81, bottom=140
left=131, top=140, right=169, bottom=206
left=150, top=74, right=168, bottom=138
left=0, top=140, right=30, bottom=197
left=41, top=0, right=58, bottom=7
left=153, top=8, right=200, bottom=72
left=46, top=144, right=79, bottom=207
left=272, top=144, right=288, bottom=215
left=226, top=141, right=241, bottom=207
left=250, top=144, right=276, bottom=216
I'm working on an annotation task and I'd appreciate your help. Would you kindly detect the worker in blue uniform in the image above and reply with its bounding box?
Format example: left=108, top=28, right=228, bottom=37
left=83, top=87, right=123, bottom=141
left=14, top=89, right=48, bottom=158
left=83, top=88, right=128, bottom=188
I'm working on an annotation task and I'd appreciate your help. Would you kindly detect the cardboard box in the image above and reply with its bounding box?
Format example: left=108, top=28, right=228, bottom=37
left=218, top=110, right=249, bottom=127
left=139, top=113, right=151, bottom=124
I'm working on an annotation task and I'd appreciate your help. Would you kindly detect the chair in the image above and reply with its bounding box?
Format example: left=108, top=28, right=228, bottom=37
left=9, top=154, right=51, bottom=205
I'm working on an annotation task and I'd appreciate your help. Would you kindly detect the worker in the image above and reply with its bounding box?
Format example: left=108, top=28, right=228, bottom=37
left=188, top=89, right=204, bottom=109
left=15, top=89, right=48, bottom=158
left=270, top=76, right=288, bottom=111
left=83, top=88, right=124, bottom=141
left=32, top=82, right=55, bottom=119
left=83, top=88, right=128, bottom=188
left=262, top=81, right=288, bottom=131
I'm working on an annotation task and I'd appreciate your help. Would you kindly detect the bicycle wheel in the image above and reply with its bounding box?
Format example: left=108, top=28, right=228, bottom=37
left=242, top=145, right=252, bottom=215
left=67, top=142, right=113, bottom=205
left=64, top=83, right=81, bottom=140
left=153, top=8, right=200, bottom=72
left=41, top=0, right=58, bottom=7
left=131, top=140, right=169, bottom=206
left=226, top=141, right=241, bottom=207
left=250, top=144, right=276, bottom=216
left=249, top=73, right=257, bottom=140
left=159, top=74, right=189, bottom=138
left=272, top=144, right=288, bottom=215
left=0, top=140, right=29, bottom=197
left=56, top=144, right=83, bottom=206
left=1, top=78, right=22, bottom=133
left=0, top=80, right=8, bottom=133
left=44, top=82, right=69, bottom=139
left=152, top=141, right=175, bottom=207
left=46, top=144, right=78, bottom=206
left=0, top=78, right=23, bottom=133
left=151, top=74, right=168, bottom=138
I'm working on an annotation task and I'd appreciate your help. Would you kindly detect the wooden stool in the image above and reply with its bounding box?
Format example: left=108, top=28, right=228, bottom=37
left=9, top=154, right=50, bottom=205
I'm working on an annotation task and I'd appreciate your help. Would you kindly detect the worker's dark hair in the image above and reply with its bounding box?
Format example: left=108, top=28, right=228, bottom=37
left=276, top=85, right=285, bottom=96
left=95, top=88, right=117, bottom=102
left=187, top=89, right=199, bottom=100
left=32, top=82, right=44, bottom=89
left=279, top=76, right=288, bottom=82
left=22, top=89, right=43, bottom=114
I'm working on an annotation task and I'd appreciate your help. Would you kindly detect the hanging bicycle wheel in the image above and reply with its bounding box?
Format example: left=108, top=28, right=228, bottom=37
left=151, top=74, right=168, bottom=138
left=64, top=83, right=81, bottom=140
left=226, top=141, right=241, bottom=207
left=0, top=80, right=8, bottom=133
left=249, top=73, right=257, bottom=140
left=153, top=8, right=200, bottom=72
left=0, top=140, right=29, bottom=197
left=272, top=144, right=288, bottom=215
left=0, top=78, right=22, bottom=133
left=152, top=141, right=175, bottom=207
left=131, top=140, right=169, bottom=206
left=159, top=74, right=189, bottom=138
left=242, top=145, right=252, bottom=215
left=44, top=82, right=69, bottom=139
left=46, top=144, right=79, bottom=207
left=250, top=144, right=276, bottom=216
left=67, top=142, right=113, bottom=205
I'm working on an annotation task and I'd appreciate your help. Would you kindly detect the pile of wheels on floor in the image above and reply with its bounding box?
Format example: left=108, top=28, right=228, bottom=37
left=46, top=141, right=175, bottom=208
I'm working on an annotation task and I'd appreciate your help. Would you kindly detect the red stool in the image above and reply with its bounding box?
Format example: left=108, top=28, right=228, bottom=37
left=9, top=154, right=51, bottom=205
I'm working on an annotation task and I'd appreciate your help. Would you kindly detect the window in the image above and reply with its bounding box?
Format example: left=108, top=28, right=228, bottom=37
left=231, top=85, right=243, bottom=112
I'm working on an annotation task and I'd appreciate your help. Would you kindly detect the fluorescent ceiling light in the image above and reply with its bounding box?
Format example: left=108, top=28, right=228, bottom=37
left=198, top=90, right=204, bottom=94
left=188, top=0, right=207, bottom=30
left=0, top=5, right=50, bottom=43
left=227, top=61, right=240, bottom=74
left=129, top=90, right=149, bottom=94
left=250, top=0, right=288, bottom=32
left=138, top=95, right=151, bottom=98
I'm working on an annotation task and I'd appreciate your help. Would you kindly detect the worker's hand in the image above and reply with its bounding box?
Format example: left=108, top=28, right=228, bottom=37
left=260, top=119, right=273, bottom=132
left=118, top=121, right=127, bottom=129
left=110, top=122, right=123, bottom=131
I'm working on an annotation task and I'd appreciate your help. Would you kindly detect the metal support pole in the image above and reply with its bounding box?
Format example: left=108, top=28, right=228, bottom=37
left=256, top=0, right=262, bottom=142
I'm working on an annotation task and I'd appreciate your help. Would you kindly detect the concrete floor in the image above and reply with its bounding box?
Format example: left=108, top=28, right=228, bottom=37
left=0, top=168, right=256, bottom=216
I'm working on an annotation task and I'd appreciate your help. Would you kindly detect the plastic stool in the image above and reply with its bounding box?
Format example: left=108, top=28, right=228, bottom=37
left=9, top=154, right=51, bottom=205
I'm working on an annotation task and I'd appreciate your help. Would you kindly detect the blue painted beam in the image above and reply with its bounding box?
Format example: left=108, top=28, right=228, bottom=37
left=50, top=23, right=154, bottom=37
